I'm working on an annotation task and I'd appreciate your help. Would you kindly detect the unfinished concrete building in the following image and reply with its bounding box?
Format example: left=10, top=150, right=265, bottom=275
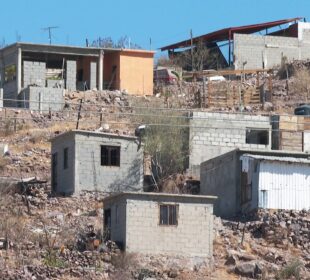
left=161, top=17, right=310, bottom=70
left=189, top=112, right=272, bottom=178
left=50, top=130, right=144, bottom=195
left=103, top=192, right=216, bottom=257
left=0, top=43, right=155, bottom=110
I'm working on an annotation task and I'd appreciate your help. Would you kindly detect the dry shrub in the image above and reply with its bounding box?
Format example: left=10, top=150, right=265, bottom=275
left=275, top=259, right=303, bottom=280
left=0, top=156, right=8, bottom=170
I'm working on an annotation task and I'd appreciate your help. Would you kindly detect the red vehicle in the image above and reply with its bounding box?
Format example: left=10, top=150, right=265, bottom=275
left=154, top=67, right=178, bottom=84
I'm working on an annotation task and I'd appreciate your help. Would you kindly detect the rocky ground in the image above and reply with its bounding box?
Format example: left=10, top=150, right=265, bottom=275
left=0, top=186, right=309, bottom=279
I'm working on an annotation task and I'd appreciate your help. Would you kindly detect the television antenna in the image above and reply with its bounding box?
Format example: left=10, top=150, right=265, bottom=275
left=42, top=26, right=59, bottom=45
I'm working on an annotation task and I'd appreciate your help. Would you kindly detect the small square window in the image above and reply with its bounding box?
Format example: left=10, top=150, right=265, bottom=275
left=159, top=204, right=178, bottom=226
left=101, top=145, right=120, bottom=166
left=63, top=147, right=68, bottom=169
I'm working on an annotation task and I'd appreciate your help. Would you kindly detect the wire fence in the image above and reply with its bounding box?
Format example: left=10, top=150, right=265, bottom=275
left=0, top=97, right=309, bottom=135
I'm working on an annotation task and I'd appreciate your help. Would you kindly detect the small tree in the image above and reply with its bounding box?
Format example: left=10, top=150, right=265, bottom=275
left=91, top=36, right=141, bottom=49
left=174, top=39, right=212, bottom=72
left=138, top=111, right=189, bottom=187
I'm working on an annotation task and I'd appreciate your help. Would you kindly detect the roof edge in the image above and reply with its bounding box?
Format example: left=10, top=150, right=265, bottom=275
left=160, top=17, right=304, bottom=51
left=102, top=191, right=217, bottom=203
left=51, top=129, right=138, bottom=142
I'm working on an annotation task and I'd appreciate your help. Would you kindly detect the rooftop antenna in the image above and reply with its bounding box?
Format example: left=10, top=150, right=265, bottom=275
left=42, top=26, right=59, bottom=45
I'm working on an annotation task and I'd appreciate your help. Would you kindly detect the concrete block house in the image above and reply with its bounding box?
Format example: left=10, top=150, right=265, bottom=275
left=51, top=130, right=144, bottom=195
left=0, top=43, right=155, bottom=110
left=161, top=17, right=310, bottom=70
left=200, top=149, right=310, bottom=218
left=102, top=192, right=216, bottom=257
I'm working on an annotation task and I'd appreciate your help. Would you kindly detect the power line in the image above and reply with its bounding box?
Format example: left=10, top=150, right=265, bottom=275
left=0, top=98, right=309, bottom=125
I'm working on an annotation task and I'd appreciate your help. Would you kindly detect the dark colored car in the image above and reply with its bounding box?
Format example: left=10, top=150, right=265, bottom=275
left=294, top=104, right=310, bottom=115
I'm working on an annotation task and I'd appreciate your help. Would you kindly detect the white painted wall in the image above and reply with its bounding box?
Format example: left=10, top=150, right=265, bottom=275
left=258, top=161, right=310, bottom=210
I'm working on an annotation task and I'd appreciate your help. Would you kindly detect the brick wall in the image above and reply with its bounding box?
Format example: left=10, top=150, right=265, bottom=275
left=189, top=112, right=271, bottom=177
left=234, top=33, right=303, bottom=69
left=23, top=61, right=46, bottom=87
left=66, top=60, right=76, bottom=91
left=19, top=87, right=64, bottom=112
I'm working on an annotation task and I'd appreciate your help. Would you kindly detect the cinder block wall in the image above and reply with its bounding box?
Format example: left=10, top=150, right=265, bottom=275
left=233, top=33, right=310, bottom=69
left=23, top=61, right=46, bottom=87
left=189, top=112, right=271, bottom=177
left=74, top=133, right=144, bottom=194
left=19, top=87, right=64, bottom=111
left=66, top=60, right=76, bottom=91
left=125, top=197, right=214, bottom=257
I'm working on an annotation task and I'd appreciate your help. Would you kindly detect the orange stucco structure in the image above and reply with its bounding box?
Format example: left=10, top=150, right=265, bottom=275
left=103, top=49, right=155, bottom=95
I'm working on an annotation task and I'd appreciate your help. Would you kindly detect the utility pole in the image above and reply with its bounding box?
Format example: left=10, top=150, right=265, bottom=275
left=190, top=29, right=194, bottom=71
left=42, top=26, right=59, bottom=45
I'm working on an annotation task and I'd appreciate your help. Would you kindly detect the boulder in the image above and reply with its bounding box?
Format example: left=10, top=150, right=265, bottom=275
left=235, top=261, right=262, bottom=278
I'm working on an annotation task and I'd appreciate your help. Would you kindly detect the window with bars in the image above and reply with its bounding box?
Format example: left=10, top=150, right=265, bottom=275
left=101, top=145, right=120, bottom=166
left=159, top=204, right=178, bottom=226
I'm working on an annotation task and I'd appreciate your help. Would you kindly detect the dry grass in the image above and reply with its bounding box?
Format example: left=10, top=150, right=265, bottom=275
left=0, top=156, right=8, bottom=170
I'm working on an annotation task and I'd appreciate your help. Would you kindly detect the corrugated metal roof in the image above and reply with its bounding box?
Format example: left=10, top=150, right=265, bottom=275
left=161, top=17, right=303, bottom=51
left=242, top=154, right=310, bottom=164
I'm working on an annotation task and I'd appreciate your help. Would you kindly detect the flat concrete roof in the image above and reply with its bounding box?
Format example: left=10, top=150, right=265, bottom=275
left=0, top=42, right=155, bottom=57
left=51, top=129, right=138, bottom=142
left=102, top=191, right=217, bottom=203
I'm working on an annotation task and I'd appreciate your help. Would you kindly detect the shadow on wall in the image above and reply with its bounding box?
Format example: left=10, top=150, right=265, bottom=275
left=109, top=157, right=143, bottom=192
